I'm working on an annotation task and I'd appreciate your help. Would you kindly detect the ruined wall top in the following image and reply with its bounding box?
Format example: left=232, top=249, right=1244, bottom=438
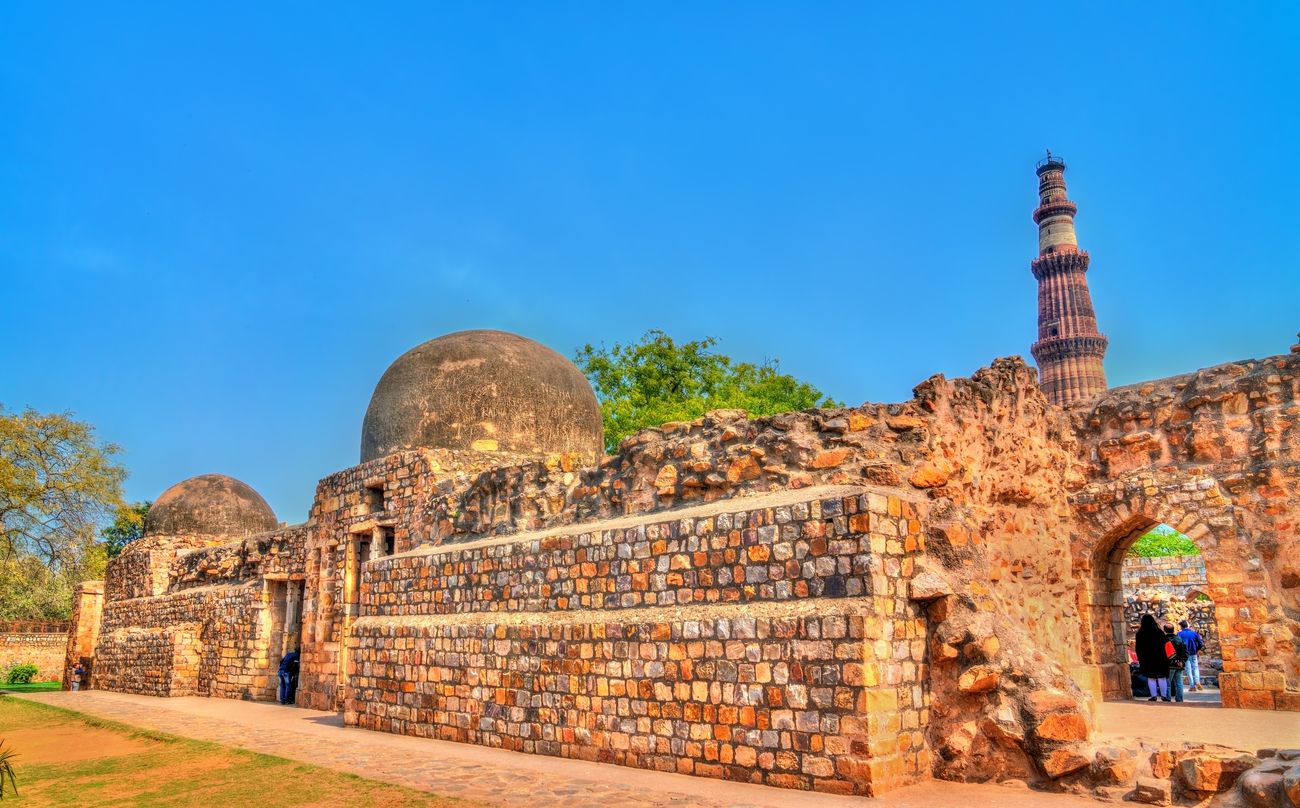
left=1068, top=350, right=1300, bottom=481
left=424, top=355, right=1080, bottom=547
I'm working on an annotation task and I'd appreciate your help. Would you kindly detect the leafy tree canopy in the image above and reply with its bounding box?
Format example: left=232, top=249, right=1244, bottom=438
left=0, top=550, right=104, bottom=621
left=1127, top=524, right=1200, bottom=557
left=575, top=330, right=841, bottom=452
left=0, top=405, right=125, bottom=618
left=101, top=501, right=151, bottom=558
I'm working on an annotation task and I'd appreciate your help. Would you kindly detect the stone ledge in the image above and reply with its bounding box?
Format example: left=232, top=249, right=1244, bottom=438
left=403, top=485, right=895, bottom=560
left=352, top=595, right=890, bottom=630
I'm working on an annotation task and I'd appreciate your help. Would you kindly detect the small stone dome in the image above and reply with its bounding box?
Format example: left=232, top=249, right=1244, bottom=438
left=360, top=329, right=604, bottom=462
left=145, top=474, right=278, bottom=537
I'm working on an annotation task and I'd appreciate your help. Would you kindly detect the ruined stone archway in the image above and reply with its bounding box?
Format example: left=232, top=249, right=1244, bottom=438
left=1119, top=537, right=1221, bottom=696
left=1070, top=462, right=1300, bottom=709
left=1069, top=473, right=1240, bottom=702
left=1080, top=513, right=1218, bottom=699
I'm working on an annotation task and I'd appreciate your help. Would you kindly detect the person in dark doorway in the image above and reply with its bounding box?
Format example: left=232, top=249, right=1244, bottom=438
left=1163, top=623, right=1189, bottom=702
left=278, top=649, right=300, bottom=705
left=1135, top=614, right=1171, bottom=701
left=72, top=663, right=84, bottom=691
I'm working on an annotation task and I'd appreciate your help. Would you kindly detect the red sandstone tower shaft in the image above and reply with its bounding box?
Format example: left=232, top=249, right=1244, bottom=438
left=1030, top=153, right=1108, bottom=405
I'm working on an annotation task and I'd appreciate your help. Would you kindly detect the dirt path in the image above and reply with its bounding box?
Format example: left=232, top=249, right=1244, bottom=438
left=15, top=691, right=1112, bottom=807
left=0, top=720, right=154, bottom=764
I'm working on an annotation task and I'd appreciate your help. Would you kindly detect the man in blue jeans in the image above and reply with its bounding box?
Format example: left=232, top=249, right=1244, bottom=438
left=278, top=649, right=300, bottom=705
left=1163, top=624, right=1188, bottom=702
left=1176, top=619, right=1206, bottom=691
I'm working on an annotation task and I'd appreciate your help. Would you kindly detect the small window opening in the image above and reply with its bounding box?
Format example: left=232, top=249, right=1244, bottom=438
left=364, top=482, right=387, bottom=513
left=378, top=526, right=396, bottom=557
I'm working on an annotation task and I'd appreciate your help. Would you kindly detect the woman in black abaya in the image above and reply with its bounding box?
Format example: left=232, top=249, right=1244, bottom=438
left=1135, top=613, right=1171, bottom=701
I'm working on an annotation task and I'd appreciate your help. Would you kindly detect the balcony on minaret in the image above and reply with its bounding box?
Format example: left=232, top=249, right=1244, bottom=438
left=1033, top=199, right=1078, bottom=225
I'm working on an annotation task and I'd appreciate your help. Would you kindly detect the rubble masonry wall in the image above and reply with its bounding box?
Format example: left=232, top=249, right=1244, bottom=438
left=348, top=487, right=930, bottom=796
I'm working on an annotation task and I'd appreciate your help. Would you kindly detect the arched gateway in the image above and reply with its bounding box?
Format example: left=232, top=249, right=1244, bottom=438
left=1069, top=357, right=1300, bottom=710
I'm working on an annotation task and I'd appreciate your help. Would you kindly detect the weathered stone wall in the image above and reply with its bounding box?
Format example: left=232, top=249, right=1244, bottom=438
left=1070, top=351, right=1300, bottom=709
left=62, top=581, right=102, bottom=689
left=296, top=447, right=550, bottom=710
left=0, top=624, right=69, bottom=681
left=92, top=625, right=201, bottom=697
left=349, top=488, right=932, bottom=795
left=95, top=584, right=276, bottom=700
left=1121, top=554, right=1208, bottom=599
left=414, top=361, right=1091, bottom=701
left=104, top=535, right=219, bottom=601
left=86, top=520, right=314, bottom=701
left=170, top=524, right=309, bottom=590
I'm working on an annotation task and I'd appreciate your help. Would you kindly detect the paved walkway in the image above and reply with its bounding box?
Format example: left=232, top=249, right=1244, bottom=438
left=1096, top=693, right=1299, bottom=751
left=13, top=691, right=1110, bottom=808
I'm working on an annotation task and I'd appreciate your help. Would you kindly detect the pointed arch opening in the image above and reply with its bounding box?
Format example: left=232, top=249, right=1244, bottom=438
left=1120, top=525, right=1219, bottom=703
left=1084, top=514, right=1221, bottom=703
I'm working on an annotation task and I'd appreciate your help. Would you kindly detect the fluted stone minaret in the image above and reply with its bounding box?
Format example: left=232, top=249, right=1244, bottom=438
left=1030, top=153, right=1108, bottom=406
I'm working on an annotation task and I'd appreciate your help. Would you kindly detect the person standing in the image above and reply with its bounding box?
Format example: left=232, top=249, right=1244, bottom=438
left=1176, top=619, right=1206, bottom=691
left=1135, top=614, right=1171, bottom=701
left=1163, top=624, right=1188, bottom=702
left=71, top=663, right=84, bottom=691
left=277, top=649, right=300, bottom=705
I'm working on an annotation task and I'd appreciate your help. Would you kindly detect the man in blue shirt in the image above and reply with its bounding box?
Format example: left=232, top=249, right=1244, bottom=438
left=278, top=649, right=300, bottom=705
left=1176, top=620, right=1205, bottom=692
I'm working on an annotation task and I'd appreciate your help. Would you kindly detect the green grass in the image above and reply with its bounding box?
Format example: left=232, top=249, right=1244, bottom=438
left=0, top=697, right=482, bottom=807
left=0, top=682, right=61, bottom=694
left=1127, top=524, right=1200, bottom=557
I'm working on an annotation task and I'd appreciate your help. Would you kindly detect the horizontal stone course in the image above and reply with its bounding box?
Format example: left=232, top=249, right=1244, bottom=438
left=365, top=490, right=919, bottom=618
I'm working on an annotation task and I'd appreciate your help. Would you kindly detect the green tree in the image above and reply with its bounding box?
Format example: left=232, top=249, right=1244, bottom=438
left=101, top=501, right=151, bottom=558
left=575, top=330, right=841, bottom=452
left=1127, top=524, right=1200, bottom=557
left=0, top=540, right=106, bottom=621
left=0, top=405, right=125, bottom=618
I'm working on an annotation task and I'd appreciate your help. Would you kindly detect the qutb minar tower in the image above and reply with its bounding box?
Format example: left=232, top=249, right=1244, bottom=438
left=1030, top=152, right=1108, bottom=405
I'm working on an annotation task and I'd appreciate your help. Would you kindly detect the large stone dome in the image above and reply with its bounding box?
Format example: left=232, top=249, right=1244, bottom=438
left=144, top=474, right=278, bottom=537
left=360, top=330, right=604, bottom=463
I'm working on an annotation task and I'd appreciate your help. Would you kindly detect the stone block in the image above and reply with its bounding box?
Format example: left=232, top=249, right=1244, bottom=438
left=1040, top=745, right=1091, bottom=779
left=957, top=664, right=1000, bottom=693
left=1026, top=689, right=1078, bottom=717
left=1275, top=692, right=1300, bottom=712
left=1176, top=753, right=1259, bottom=794
left=1131, top=776, right=1172, bottom=805
left=908, top=570, right=952, bottom=602
left=1035, top=711, right=1089, bottom=743
left=1090, top=745, right=1137, bottom=784
left=1239, top=691, right=1277, bottom=710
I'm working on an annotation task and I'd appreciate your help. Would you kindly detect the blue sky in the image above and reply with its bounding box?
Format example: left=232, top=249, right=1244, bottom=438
left=2, top=4, right=1297, bottom=522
